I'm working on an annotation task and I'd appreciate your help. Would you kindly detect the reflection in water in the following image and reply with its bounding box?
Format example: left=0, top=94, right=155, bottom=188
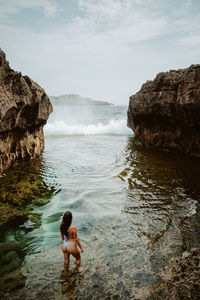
left=0, top=158, right=58, bottom=296
left=123, top=137, right=200, bottom=251
left=120, top=137, right=200, bottom=297
left=60, top=267, right=84, bottom=298
left=1, top=135, right=200, bottom=299
left=0, top=158, right=58, bottom=236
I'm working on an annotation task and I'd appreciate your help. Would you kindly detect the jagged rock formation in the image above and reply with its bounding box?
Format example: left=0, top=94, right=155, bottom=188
left=128, top=65, right=200, bottom=156
left=0, top=49, right=52, bottom=174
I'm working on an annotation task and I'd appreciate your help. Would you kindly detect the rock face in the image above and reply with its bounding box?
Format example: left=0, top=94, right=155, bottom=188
left=0, top=49, right=52, bottom=173
left=128, top=65, right=200, bottom=156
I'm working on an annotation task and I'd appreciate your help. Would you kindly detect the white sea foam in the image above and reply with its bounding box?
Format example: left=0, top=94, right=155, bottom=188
left=44, top=119, right=132, bottom=136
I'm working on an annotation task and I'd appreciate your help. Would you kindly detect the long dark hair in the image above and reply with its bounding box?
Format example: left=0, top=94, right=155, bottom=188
left=60, top=211, right=72, bottom=237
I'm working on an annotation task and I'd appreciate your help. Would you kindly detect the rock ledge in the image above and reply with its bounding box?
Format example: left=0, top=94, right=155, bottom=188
left=0, top=49, right=52, bottom=173
left=128, top=65, right=200, bottom=156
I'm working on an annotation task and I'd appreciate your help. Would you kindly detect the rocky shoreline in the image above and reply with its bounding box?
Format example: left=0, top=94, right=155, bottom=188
left=1, top=51, right=200, bottom=299
left=152, top=249, right=200, bottom=299
left=0, top=158, right=57, bottom=296
left=0, top=49, right=54, bottom=229
left=0, top=49, right=52, bottom=175
left=127, top=65, right=200, bottom=298
left=128, top=65, right=200, bottom=157
left=0, top=50, right=54, bottom=294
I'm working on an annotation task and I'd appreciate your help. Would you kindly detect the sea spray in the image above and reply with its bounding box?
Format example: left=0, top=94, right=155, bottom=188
left=44, top=104, right=132, bottom=136
left=44, top=119, right=132, bottom=136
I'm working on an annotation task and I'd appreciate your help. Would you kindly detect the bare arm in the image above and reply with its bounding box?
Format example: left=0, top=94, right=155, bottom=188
left=74, top=227, right=84, bottom=252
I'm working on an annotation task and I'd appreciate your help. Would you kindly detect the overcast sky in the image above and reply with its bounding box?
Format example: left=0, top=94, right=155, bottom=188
left=0, top=0, right=200, bottom=104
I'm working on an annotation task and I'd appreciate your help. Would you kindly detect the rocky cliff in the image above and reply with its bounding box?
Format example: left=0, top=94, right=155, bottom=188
left=128, top=65, right=200, bottom=156
left=0, top=49, right=52, bottom=174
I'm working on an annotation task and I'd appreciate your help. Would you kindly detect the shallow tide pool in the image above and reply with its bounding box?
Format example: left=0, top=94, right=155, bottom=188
left=1, top=105, right=200, bottom=299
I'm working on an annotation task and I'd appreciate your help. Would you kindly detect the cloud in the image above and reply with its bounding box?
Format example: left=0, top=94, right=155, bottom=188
left=76, top=0, right=168, bottom=44
left=0, top=0, right=200, bottom=103
left=78, top=0, right=125, bottom=22
left=177, top=35, right=200, bottom=47
left=0, top=0, right=58, bottom=22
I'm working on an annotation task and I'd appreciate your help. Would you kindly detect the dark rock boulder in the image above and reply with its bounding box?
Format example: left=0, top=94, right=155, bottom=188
left=0, top=49, right=52, bottom=174
left=128, top=65, right=200, bottom=156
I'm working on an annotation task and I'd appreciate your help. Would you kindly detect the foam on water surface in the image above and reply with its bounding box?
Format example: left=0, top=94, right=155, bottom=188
left=44, top=118, right=132, bottom=136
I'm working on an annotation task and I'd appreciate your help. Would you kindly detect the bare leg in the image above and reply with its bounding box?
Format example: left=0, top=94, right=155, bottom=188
left=74, top=252, right=81, bottom=266
left=64, top=252, right=70, bottom=267
left=66, top=244, right=81, bottom=266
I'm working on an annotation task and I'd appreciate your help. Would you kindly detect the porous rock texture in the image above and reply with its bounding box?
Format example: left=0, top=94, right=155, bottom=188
left=128, top=65, right=200, bottom=156
left=160, top=249, right=200, bottom=299
left=0, top=49, right=52, bottom=174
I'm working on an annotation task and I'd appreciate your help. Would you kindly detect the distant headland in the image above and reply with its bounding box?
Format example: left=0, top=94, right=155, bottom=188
left=49, top=94, right=112, bottom=106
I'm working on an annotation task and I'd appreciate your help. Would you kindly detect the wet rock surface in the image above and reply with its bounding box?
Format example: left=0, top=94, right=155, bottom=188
left=0, top=49, right=52, bottom=174
left=128, top=65, right=200, bottom=156
left=0, top=159, right=57, bottom=295
left=0, top=158, right=56, bottom=230
left=153, top=249, right=200, bottom=299
left=0, top=268, right=26, bottom=298
left=0, top=50, right=53, bottom=294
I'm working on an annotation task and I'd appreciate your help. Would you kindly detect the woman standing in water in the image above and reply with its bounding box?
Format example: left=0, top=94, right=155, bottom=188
left=60, top=211, right=84, bottom=267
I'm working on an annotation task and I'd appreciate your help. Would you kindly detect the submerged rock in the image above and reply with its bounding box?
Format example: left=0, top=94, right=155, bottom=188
left=0, top=267, right=26, bottom=297
left=128, top=65, right=200, bottom=156
left=0, top=49, right=52, bottom=174
left=0, top=160, right=56, bottom=296
left=156, top=249, right=200, bottom=299
left=0, top=159, right=55, bottom=231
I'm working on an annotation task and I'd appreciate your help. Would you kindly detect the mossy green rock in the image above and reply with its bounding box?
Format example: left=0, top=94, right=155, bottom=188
left=0, top=159, right=55, bottom=232
left=0, top=158, right=56, bottom=296
left=0, top=251, right=21, bottom=275
left=0, top=268, right=26, bottom=297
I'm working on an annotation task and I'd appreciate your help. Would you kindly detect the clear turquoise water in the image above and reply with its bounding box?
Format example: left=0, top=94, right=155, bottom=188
left=1, top=104, right=200, bottom=299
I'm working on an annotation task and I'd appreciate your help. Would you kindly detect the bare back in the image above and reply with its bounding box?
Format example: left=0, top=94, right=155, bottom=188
left=66, top=225, right=76, bottom=242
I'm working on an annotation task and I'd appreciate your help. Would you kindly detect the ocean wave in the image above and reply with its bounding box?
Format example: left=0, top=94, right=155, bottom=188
left=44, top=119, right=132, bottom=136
